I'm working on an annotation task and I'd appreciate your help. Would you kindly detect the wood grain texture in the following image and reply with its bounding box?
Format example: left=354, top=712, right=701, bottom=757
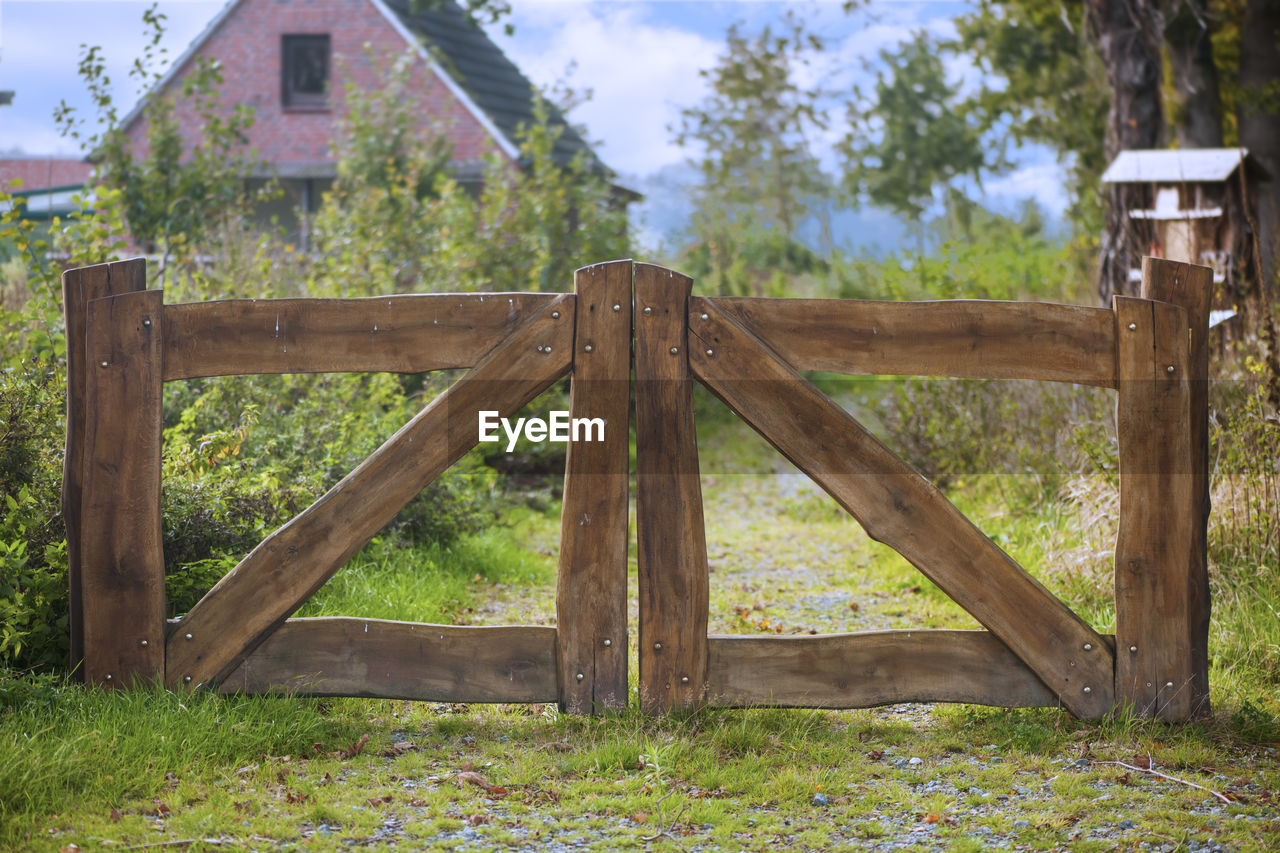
left=162, top=293, right=559, bottom=379
left=707, top=630, right=1064, bottom=709
left=1139, top=258, right=1213, bottom=716
left=688, top=298, right=1115, bottom=719
left=219, top=618, right=557, bottom=703
left=713, top=297, right=1117, bottom=387
left=635, top=264, right=709, bottom=713
left=81, top=288, right=165, bottom=687
left=165, top=295, right=574, bottom=689
left=556, top=261, right=632, bottom=713
left=62, top=258, right=147, bottom=675
left=1114, top=295, right=1198, bottom=720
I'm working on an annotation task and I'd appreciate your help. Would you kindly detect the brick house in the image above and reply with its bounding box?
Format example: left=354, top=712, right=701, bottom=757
left=2, top=0, right=624, bottom=241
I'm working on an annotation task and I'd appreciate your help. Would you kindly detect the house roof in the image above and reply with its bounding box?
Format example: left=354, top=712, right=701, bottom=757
left=1101, top=148, right=1266, bottom=184
left=379, top=0, right=603, bottom=173
left=117, top=0, right=608, bottom=175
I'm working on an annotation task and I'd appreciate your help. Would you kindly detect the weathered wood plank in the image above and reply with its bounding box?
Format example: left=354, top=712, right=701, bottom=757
left=635, top=264, right=709, bottom=713
left=1114, top=295, right=1198, bottom=720
left=62, top=258, right=147, bottom=675
left=81, top=288, right=166, bottom=687
left=556, top=261, right=632, bottom=713
left=165, top=295, right=574, bottom=689
left=1139, top=257, right=1213, bottom=716
left=220, top=618, right=558, bottom=703
left=707, top=630, right=1068, bottom=709
left=713, top=297, right=1117, bottom=387
left=688, top=298, right=1115, bottom=719
left=162, top=293, right=560, bottom=379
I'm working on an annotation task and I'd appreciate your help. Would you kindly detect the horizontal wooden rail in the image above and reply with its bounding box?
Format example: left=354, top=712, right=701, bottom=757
left=706, top=630, right=1108, bottom=708
left=162, top=292, right=560, bottom=379
left=708, top=297, right=1117, bottom=387
left=219, top=618, right=557, bottom=703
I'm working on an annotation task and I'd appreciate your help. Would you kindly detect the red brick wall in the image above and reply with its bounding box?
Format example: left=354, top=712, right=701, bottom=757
left=123, top=0, right=507, bottom=170
left=0, top=157, right=94, bottom=192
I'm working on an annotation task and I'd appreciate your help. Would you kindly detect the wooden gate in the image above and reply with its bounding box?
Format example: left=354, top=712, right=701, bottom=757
left=65, top=256, right=1210, bottom=720
left=64, top=257, right=632, bottom=714
left=631, top=258, right=1210, bottom=722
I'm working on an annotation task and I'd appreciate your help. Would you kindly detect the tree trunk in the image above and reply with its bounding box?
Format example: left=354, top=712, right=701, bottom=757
left=1239, top=0, right=1280, bottom=298
left=1164, top=0, right=1224, bottom=148
left=1088, top=0, right=1165, bottom=303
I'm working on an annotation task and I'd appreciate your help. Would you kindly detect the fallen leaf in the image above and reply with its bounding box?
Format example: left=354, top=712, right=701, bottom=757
left=631, top=811, right=649, bottom=824
left=320, top=773, right=333, bottom=786
left=382, top=740, right=417, bottom=757
left=867, top=749, right=885, bottom=761
left=542, top=741, right=572, bottom=753
left=408, top=798, right=429, bottom=807
left=848, top=601, right=860, bottom=612
left=466, top=813, right=491, bottom=826
left=235, top=764, right=258, bottom=776
left=1132, top=755, right=1153, bottom=770
left=334, top=733, right=370, bottom=760
left=923, top=813, right=940, bottom=824
left=109, top=808, right=122, bottom=823
left=284, top=790, right=311, bottom=805
left=59, top=846, right=80, bottom=853
left=366, top=794, right=394, bottom=807
left=233, top=801, right=251, bottom=813
left=457, top=771, right=495, bottom=792
left=908, top=585, right=921, bottom=594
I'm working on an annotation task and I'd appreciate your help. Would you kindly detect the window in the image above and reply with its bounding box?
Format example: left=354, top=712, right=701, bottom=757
left=282, top=35, right=330, bottom=109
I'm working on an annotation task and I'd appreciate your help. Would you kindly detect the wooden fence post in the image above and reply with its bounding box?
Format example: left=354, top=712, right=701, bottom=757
left=1113, top=291, right=1198, bottom=720
left=62, top=258, right=149, bottom=678
left=634, top=264, right=709, bottom=713
left=80, top=286, right=166, bottom=687
left=1139, top=257, right=1213, bottom=716
left=556, top=260, right=632, bottom=713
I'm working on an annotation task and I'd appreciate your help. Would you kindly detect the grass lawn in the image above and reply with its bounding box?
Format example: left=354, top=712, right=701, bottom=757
left=3, top=396, right=1279, bottom=851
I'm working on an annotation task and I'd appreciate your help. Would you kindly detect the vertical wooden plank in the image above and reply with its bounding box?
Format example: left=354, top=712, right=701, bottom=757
left=1139, top=257, right=1213, bottom=716
left=81, top=288, right=166, bottom=687
left=556, top=260, right=632, bottom=713
left=1114, top=295, right=1197, bottom=720
left=62, top=258, right=147, bottom=677
left=634, top=263, right=708, bottom=713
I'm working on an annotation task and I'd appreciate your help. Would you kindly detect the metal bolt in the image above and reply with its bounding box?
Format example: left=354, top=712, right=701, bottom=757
left=1146, top=681, right=1153, bottom=688
left=1167, top=365, right=1176, bottom=373
left=142, top=317, right=152, bottom=327
left=576, top=672, right=584, bottom=682
left=551, top=311, right=560, bottom=319
left=1165, top=681, right=1174, bottom=689
left=1083, top=643, right=1093, bottom=651
left=681, top=676, right=689, bottom=684
left=543, top=346, right=552, bottom=354
left=105, top=673, right=113, bottom=681
left=654, top=643, right=662, bottom=651
left=603, top=639, right=612, bottom=647
left=1128, top=322, right=1137, bottom=331
left=670, top=346, right=679, bottom=355
left=185, top=632, right=193, bottom=640
left=612, top=304, right=621, bottom=311
left=140, top=639, right=149, bottom=647
left=700, top=313, right=709, bottom=321
left=584, top=344, right=593, bottom=353
left=100, top=361, right=109, bottom=368
left=706, top=349, right=714, bottom=357
left=1083, top=686, right=1092, bottom=694
left=184, top=675, right=192, bottom=684
left=536, top=345, right=544, bottom=352
left=1130, top=645, right=1138, bottom=653
left=643, top=306, right=652, bottom=315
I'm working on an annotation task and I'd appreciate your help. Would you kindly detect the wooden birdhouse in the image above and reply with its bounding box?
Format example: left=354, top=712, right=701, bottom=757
left=1101, top=148, right=1268, bottom=299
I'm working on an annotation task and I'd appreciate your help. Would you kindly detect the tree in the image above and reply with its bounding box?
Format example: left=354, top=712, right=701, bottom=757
left=839, top=31, right=991, bottom=258
left=1238, top=0, right=1280, bottom=293
left=673, top=13, right=830, bottom=295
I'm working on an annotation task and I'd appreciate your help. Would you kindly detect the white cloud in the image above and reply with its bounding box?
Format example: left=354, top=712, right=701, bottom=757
left=489, top=2, right=721, bottom=175
left=980, top=159, right=1072, bottom=215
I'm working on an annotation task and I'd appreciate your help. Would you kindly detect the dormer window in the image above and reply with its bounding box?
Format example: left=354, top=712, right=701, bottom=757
left=282, top=35, right=330, bottom=109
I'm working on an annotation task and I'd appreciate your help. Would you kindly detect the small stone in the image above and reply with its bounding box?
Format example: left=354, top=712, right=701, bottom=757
left=1119, top=819, right=1136, bottom=830
left=908, top=757, right=923, bottom=766
left=812, top=793, right=829, bottom=807
left=1014, top=820, right=1030, bottom=829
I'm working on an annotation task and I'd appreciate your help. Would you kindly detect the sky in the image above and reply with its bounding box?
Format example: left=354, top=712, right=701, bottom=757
left=0, top=0, right=1070, bottom=247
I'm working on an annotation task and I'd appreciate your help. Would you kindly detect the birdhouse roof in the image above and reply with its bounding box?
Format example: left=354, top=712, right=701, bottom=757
left=1101, top=148, right=1267, bottom=184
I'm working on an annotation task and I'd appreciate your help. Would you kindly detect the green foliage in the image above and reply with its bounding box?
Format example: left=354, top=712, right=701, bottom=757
left=954, top=0, right=1107, bottom=230
left=840, top=31, right=992, bottom=231
left=673, top=13, right=830, bottom=296
left=54, top=3, right=257, bottom=267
